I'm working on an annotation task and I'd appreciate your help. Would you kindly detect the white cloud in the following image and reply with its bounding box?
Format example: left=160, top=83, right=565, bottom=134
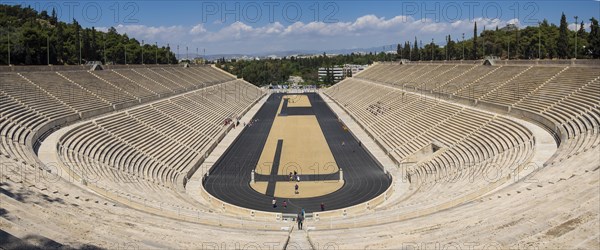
left=105, top=15, right=531, bottom=54
left=189, top=24, right=207, bottom=34
left=569, top=22, right=590, bottom=31
left=113, top=24, right=186, bottom=41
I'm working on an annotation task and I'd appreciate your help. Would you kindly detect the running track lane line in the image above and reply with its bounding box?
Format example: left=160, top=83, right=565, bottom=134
left=265, top=139, right=284, bottom=197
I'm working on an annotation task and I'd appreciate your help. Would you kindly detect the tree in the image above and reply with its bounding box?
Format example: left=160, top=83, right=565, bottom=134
left=589, top=17, right=600, bottom=58
left=412, top=37, right=419, bottom=61
left=557, top=13, right=570, bottom=58
left=403, top=41, right=410, bottom=59
left=50, top=8, right=58, bottom=25
left=472, top=22, right=478, bottom=59
left=91, top=27, right=98, bottom=61
left=55, top=23, right=65, bottom=64
left=82, top=28, right=90, bottom=62
left=446, top=35, right=455, bottom=60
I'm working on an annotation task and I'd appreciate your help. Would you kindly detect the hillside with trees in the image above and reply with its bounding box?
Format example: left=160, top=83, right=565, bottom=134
left=397, top=13, right=599, bottom=61
left=0, top=4, right=177, bottom=65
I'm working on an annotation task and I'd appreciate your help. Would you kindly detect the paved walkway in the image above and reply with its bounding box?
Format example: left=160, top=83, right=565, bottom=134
left=287, top=227, right=312, bottom=250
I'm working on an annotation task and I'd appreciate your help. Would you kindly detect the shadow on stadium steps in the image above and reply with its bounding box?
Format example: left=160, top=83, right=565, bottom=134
left=0, top=229, right=103, bottom=250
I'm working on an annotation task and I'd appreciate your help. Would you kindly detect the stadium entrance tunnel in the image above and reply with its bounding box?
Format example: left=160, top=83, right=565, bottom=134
left=202, top=93, right=392, bottom=213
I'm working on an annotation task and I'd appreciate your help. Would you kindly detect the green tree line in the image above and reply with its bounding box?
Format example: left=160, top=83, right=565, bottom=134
left=218, top=52, right=394, bottom=86
left=396, top=13, right=600, bottom=61
left=0, top=4, right=177, bottom=65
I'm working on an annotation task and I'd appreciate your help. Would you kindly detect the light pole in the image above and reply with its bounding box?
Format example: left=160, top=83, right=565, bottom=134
left=47, top=32, right=50, bottom=65
left=431, top=38, right=434, bottom=61
left=574, top=16, right=578, bottom=59
left=167, top=43, right=170, bottom=64
left=177, top=45, right=180, bottom=63
left=408, top=41, right=411, bottom=61
left=124, top=43, right=127, bottom=65
left=507, top=38, right=510, bottom=60
left=7, top=21, right=10, bottom=65
left=419, top=40, right=422, bottom=61
left=141, top=40, right=144, bottom=64
left=462, top=33, right=465, bottom=60
left=155, top=42, right=158, bottom=64
left=538, top=22, right=541, bottom=59
left=103, top=33, right=107, bottom=64
left=445, top=36, right=448, bottom=61
left=79, top=30, right=82, bottom=65
left=482, top=26, right=485, bottom=58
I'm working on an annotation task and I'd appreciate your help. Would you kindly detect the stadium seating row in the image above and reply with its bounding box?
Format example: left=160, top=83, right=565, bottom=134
left=310, top=63, right=598, bottom=249
left=1, top=66, right=288, bottom=248
left=325, top=79, right=534, bottom=206
left=354, top=63, right=599, bottom=162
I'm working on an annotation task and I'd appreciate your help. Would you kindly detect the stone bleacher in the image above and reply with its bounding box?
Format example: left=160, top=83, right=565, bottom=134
left=325, top=79, right=535, bottom=213
left=0, top=66, right=293, bottom=248
left=1, top=61, right=598, bottom=248
left=354, top=63, right=599, bottom=162
left=313, top=62, right=599, bottom=249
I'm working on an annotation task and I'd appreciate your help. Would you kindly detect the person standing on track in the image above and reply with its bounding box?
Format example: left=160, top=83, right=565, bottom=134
left=272, top=198, right=277, bottom=208
left=320, top=202, right=325, bottom=211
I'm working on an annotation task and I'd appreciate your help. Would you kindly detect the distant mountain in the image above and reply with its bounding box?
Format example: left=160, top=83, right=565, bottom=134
left=190, top=44, right=398, bottom=60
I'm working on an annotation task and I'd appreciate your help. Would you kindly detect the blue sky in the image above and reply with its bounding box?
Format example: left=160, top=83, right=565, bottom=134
left=3, top=1, right=599, bottom=55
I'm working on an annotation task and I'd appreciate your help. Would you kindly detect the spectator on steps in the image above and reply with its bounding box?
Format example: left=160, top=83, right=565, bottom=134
left=295, top=184, right=299, bottom=194
left=297, top=213, right=304, bottom=230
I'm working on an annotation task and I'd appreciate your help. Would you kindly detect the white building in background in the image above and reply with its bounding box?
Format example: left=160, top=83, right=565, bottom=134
left=318, top=64, right=368, bottom=83
left=344, top=64, right=367, bottom=76
left=318, top=67, right=345, bottom=82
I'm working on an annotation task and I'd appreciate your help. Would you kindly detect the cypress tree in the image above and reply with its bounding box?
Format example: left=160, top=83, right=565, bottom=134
left=412, top=37, right=419, bottom=61
left=472, top=22, right=478, bottom=59
left=589, top=17, right=600, bottom=58
left=557, top=13, right=570, bottom=58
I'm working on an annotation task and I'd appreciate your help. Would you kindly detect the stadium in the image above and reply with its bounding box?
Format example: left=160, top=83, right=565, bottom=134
left=1, top=2, right=599, bottom=250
